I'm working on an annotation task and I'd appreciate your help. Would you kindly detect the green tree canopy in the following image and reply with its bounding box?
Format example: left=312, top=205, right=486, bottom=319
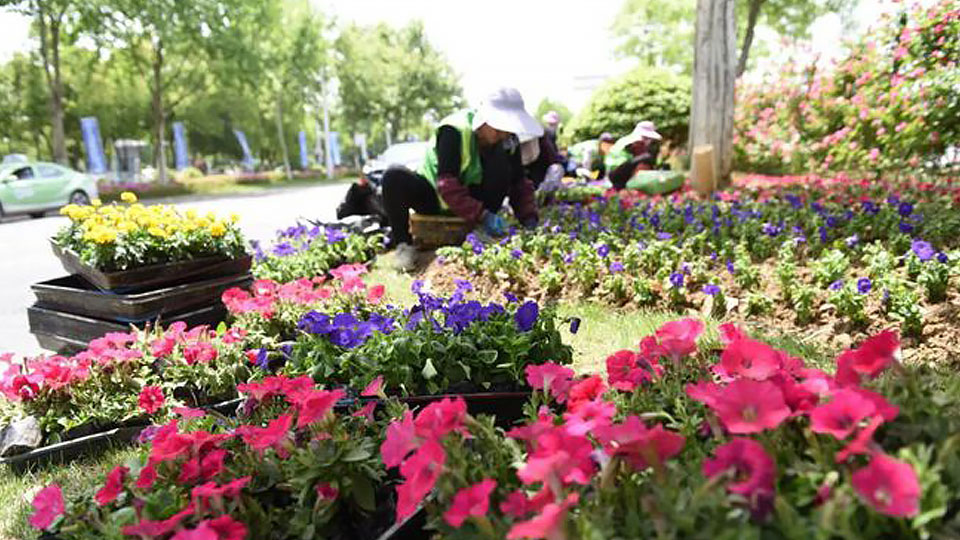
left=335, top=20, right=463, bottom=148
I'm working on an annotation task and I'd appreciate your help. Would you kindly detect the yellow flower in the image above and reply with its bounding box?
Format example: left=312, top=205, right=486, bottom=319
left=148, top=226, right=169, bottom=238
left=91, top=198, right=102, bottom=208
left=117, top=221, right=137, bottom=234
left=120, top=192, right=138, bottom=204
left=229, top=213, right=240, bottom=223
left=209, top=221, right=227, bottom=237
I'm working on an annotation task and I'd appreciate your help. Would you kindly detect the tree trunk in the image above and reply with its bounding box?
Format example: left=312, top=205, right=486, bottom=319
left=690, top=0, right=736, bottom=187
left=736, top=0, right=765, bottom=78
left=151, top=41, right=169, bottom=183
left=36, top=5, right=67, bottom=164
left=274, top=92, right=292, bottom=179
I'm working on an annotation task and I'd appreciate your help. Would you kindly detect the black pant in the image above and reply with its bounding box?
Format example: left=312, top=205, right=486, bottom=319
left=382, top=145, right=514, bottom=245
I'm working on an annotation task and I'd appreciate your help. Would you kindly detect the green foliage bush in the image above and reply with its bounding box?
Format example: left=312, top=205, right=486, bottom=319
left=565, top=67, right=691, bottom=147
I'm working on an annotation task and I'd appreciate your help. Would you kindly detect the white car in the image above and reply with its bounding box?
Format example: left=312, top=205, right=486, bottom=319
left=0, top=160, right=98, bottom=219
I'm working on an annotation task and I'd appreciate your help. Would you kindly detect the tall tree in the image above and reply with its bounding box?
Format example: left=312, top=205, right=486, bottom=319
left=95, top=0, right=267, bottom=182
left=612, top=0, right=858, bottom=76
left=335, top=21, right=462, bottom=145
left=0, top=0, right=79, bottom=163
left=690, top=0, right=735, bottom=184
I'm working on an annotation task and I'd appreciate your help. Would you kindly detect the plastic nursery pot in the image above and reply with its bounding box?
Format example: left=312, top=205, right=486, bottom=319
left=50, top=241, right=252, bottom=292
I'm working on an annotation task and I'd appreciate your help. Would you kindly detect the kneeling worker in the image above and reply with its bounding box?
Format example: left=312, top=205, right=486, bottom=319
left=567, top=132, right=616, bottom=179
left=605, top=121, right=663, bottom=190
left=382, top=87, right=543, bottom=271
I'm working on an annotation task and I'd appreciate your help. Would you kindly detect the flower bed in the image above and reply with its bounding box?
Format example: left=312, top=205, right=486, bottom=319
left=431, top=179, right=960, bottom=360
left=55, top=193, right=247, bottom=274
left=251, top=223, right=384, bottom=283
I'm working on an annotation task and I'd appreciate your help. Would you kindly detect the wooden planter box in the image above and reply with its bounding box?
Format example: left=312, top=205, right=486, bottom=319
left=29, top=303, right=228, bottom=354
left=50, top=241, right=252, bottom=292
left=32, top=273, right=252, bottom=322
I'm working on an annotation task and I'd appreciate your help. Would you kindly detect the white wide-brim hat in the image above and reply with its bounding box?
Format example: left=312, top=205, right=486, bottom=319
left=472, top=87, right=544, bottom=138
left=619, top=120, right=663, bottom=147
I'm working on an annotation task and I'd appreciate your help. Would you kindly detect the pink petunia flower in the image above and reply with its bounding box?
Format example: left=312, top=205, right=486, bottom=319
left=444, top=478, right=497, bottom=528
left=29, top=484, right=64, bottom=530
left=506, top=492, right=579, bottom=540
left=687, top=379, right=791, bottom=434
left=138, top=385, right=165, bottom=415
left=703, top=438, right=776, bottom=497
left=95, top=466, right=129, bottom=506
left=852, top=454, right=921, bottom=517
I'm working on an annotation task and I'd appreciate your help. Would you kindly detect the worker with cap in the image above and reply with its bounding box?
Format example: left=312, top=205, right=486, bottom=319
left=541, top=110, right=561, bottom=146
left=381, top=87, right=542, bottom=271
left=567, top=132, right=616, bottom=179
left=605, top=120, right=663, bottom=190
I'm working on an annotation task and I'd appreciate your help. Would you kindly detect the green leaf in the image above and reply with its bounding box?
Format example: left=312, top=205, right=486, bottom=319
left=216, top=321, right=228, bottom=335
left=351, top=474, right=376, bottom=512
left=422, top=358, right=438, bottom=380
left=343, top=446, right=373, bottom=463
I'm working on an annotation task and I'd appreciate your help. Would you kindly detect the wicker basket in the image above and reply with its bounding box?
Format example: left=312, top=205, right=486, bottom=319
left=410, top=213, right=471, bottom=249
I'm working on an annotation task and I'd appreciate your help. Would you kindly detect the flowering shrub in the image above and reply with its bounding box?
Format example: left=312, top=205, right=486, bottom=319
left=0, top=322, right=251, bottom=446
left=251, top=223, right=384, bottom=283
left=286, top=280, right=573, bottom=396
left=29, top=375, right=391, bottom=539
left=734, top=0, right=960, bottom=175
left=55, top=193, right=247, bottom=271
left=408, top=319, right=960, bottom=539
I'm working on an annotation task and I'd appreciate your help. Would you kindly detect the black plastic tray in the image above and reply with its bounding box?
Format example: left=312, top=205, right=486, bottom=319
left=29, top=303, right=228, bottom=354
left=51, top=242, right=252, bottom=292
left=32, top=273, right=251, bottom=322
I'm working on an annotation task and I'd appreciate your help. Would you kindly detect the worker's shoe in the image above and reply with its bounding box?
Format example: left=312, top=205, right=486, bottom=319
left=393, top=242, right=419, bottom=272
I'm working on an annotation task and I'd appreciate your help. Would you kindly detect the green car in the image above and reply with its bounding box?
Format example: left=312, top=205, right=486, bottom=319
left=0, top=160, right=98, bottom=219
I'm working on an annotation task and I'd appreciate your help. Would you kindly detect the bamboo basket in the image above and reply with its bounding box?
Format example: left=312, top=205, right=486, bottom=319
left=409, top=213, right=471, bottom=249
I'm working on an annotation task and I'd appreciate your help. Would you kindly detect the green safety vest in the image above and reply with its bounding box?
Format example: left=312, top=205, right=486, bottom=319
left=568, top=139, right=601, bottom=169
left=604, top=136, right=634, bottom=172
left=420, top=110, right=483, bottom=189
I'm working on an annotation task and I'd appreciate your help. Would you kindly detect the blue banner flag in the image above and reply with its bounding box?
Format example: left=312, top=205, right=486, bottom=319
left=328, top=131, right=341, bottom=166
left=298, top=131, right=309, bottom=170
left=172, top=122, right=189, bottom=170
left=233, top=130, right=254, bottom=170
left=80, top=117, right=107, bottom=174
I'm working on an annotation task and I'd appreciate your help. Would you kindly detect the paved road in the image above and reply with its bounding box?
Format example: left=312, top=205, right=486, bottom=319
left=0, top=182, right=349, bottom=357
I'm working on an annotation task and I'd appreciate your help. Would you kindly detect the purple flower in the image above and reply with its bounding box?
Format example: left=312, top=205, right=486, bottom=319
left=846, top=235, right=859, bottom=248
left=911, top=239, right=935, bottom=261
left=563, top=252, right=575, bottom=264
left=411, top=280, right=425, bottom=294
left=761, top=222, right=782, bottom=236
left=272, top=242, right=297, bottom=256
left=726, top=260, right=735, bottom=275
left=898, top=202, right=914, bottom=217
left=670, top=272, right=684, bottom=289
left=899, top=221, right=915, bottom=234
left=569, top=317, right=581, bottom=334
left=511, top=249, right=523, bottom=259
left=325, top=227, right=348, bottom=244
left=504, top=292, right=518, bottom=303
left=829, top=280, right=845, bottom=291
left=596, top=244, right=610, bottom=258
left=515, top=301, right=539, bottom=332
left=857, top=277, right=872, bottom=294
left=254, top=348, right=269, bottom=370
left=703, top=284, right=721, bottom=296
left=656, top=232, right=673, bottom=240
left=937, top=252, right=949, bottom=264
left=609, top=261, right=624, bottom=273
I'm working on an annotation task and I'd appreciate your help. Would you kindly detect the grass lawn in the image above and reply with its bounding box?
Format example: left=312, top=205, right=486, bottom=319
left=0, top=446, right=141, bottom=540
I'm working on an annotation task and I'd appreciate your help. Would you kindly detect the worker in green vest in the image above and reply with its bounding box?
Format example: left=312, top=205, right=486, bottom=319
left=605, top=120, right=663, bottom=189
left=382, top=87, right=542, bottom=271
left=567, top=132, right=615, bottom=179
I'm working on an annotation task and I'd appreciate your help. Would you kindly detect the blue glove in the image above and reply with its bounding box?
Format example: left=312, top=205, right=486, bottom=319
left=482, top=211, right=507, bottom=237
